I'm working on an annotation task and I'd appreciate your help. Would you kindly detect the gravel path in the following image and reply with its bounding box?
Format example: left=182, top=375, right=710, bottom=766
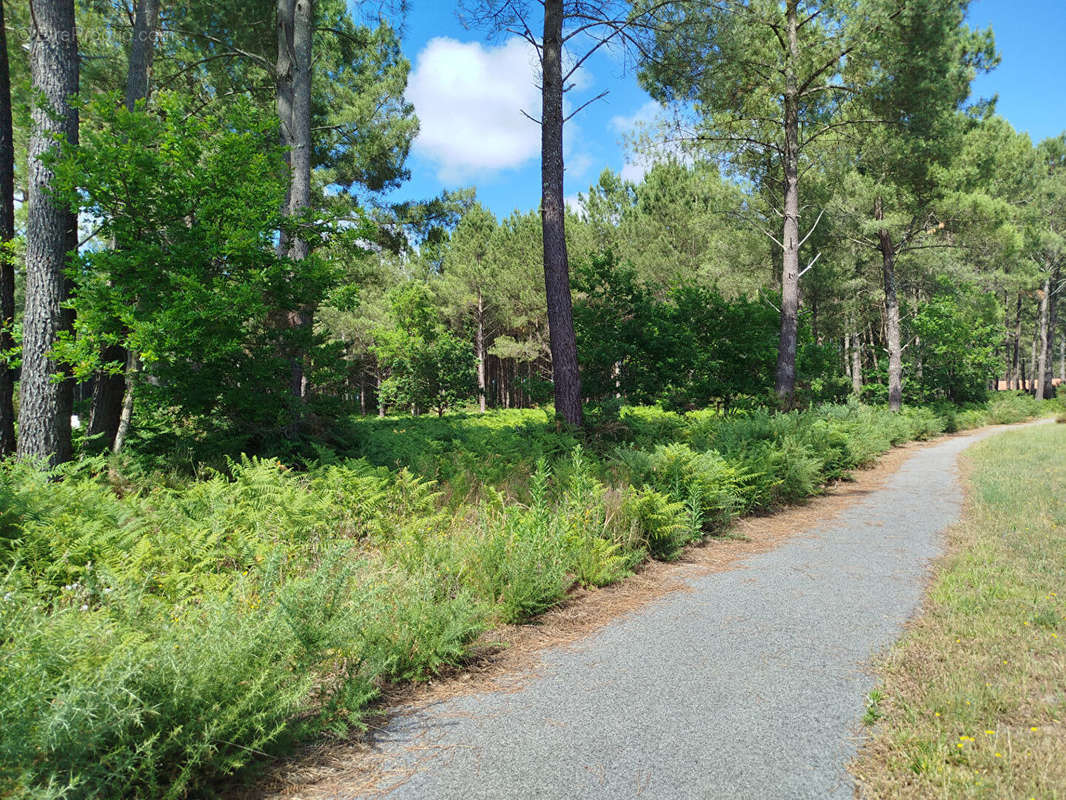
left=351, top=425, right=1035, bottom=800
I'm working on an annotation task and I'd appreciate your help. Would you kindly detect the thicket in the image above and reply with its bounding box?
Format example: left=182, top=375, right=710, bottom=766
left=0, top=392, right=1057, bottom=799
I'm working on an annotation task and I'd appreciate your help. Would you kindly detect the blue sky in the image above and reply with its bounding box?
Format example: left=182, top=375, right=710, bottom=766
left=373, top=0, right=1065, bottom=221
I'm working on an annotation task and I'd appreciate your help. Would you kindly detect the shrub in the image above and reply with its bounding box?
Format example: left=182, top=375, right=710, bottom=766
left=615, top=485, right=691, bottom=560
left=5, top=393, right=1055, bottom=798
left=612, top=442, right=742, bottom=531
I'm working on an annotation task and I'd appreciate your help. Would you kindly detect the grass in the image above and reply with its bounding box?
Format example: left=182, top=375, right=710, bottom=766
left=853, top=423, right=1066, bottom=799
left=0, top=393, right=1059, bottom=799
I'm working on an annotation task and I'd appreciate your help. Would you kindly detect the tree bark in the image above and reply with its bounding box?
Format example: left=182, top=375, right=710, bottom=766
left=18, top=0, right=78, bottom=466
left=88, top=0, right=161, bottom=448
left=1028, top=330, right=1037, bottom=395
left=1041, top=265, right=1058, bottom=399
left=125, top=0, right=160, bottom=109
left=774, top=0, right=801, bottom=403
left=875, top=197, right=902, bottom=412
left=0, top=0, right=16, bottom=455
left=1011, top=293, right=1022, bottom=389
left=850, top=331, right=863, bottom=396
left=276, top=0, right=314, bottom=425
left=476, top=288, right=486, bottom=413
left=1035, top=273, right=1051, bottom=400
left=540, top=0, right=583, bottom=426
left=111, top=350, right=138, bottom=454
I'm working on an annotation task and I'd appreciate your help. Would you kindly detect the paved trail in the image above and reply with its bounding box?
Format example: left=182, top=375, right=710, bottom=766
left=349, top=424, right=1038, bottom=800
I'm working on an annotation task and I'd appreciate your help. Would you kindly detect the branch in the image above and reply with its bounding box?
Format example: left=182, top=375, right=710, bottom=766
left=798, top=83, right=857, bottom=99
left=798, top=252, right=822, bottom=279
left=797, top=208, right=825, bottom=250
left=759, top=227, right=785, bottom=250
left=564, top=90, right=608, bottom=123
left=802, top=118, right=893, bottom=146
left=155, top=52, right=263, bottom=91
left=160, top=26, right=273, bottom=71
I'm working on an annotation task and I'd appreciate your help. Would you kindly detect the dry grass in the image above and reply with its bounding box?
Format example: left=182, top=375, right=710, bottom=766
left=853, top=424, right=1066, bottom=799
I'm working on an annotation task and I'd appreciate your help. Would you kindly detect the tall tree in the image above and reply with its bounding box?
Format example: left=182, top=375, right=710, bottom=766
left=441, top=203, right=499, bottom=413
left=89, top=0, right=163, bottom=452
left=276, top=0, right=315, bottom=415
left=1033, top=135, right=1065, bottom=400
left=0, top=0, right=15, bottom=454
left=461, top=0, right=668, bottom=425
left=844, top=0, right=994, bottom=410
left=641, top=0, right=873, bottom=402
left=539, top=0, right=582, bottom=424
left=18, top=0, right=79, bottom=465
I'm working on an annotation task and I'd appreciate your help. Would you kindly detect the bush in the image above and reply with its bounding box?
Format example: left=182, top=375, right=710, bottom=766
left=3, top=393, right=1056, bottom=797
left=616, top=485, right=691, bottom=560
left=0, top=552, right=484, bottom=800
left=613, top=442, right=742, bottom=532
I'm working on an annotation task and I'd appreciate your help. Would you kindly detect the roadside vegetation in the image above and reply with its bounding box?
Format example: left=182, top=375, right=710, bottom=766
left=853, top=422, right=1066, bottom=798
left=1, top=392, right=1059, bottom=799
left=3, top=0, right=1065, bottom=798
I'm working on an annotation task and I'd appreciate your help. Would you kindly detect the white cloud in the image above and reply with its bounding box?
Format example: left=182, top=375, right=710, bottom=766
left=407, top=37, right=542, bottom=182
left=565, top=193, right=584, bottom=215
left=609, top=100, right=691, bottom=185
left=619, top=157, right=652, bottom=184
left=610, top=100, right=663, bottom=136
left=566, top=151, right=595, bottom=181
left=611, top=101, right=664, bottom=184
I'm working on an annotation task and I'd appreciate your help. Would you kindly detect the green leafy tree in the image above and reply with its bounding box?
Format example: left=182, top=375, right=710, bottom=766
left=907, top=280, right=1000, bottom=403
left=374, top=283, right=476, bottom=416
left=53, top=93, right=330, bottom=442
left=640, top=0, right=883, bottom=403
left=574, top=252, right=781, bottom=407
left=573, top=160, right=765, bottom=296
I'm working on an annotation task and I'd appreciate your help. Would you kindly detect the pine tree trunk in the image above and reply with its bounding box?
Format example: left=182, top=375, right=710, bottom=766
left=1012, top=293, right=1022, bottom=389
left=87, top=346, right=124, bottom=444
left=276, top=0, right=314, bottom=428
left=476, top=288, right=486, bottom=413
left=0, top=0, right=15, bottom=455
left=18, top=0, right=78, bottom=466
left=875, top=197, right=902, bottom=412
left=1028, top=331, right=1037, bottom=395
left=88, top=0, right=160, bottom=449
left=774, top=0, right=801, bottom=404
left=541, top=0, right=582, bottom=426
left=1001, top=292, right=1010, bottom=389
left=125, top=0, right=159, bottom=109
left=1041, top=265, right=1058, bottom=399
left=1035, top=274, right=1051, bottom=400
left=843, top=334, right=850, bottom=382
left=850, top=331, right=863, bottom=396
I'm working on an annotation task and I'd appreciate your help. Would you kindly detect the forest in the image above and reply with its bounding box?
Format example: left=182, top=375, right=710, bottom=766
left=1, top=0, right=1064, bottom=798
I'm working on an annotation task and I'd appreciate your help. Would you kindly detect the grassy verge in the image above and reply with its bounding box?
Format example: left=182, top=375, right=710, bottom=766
left=853, top=422, right=1066, bottom=799
left=0, top=393, right=1058, bottom=799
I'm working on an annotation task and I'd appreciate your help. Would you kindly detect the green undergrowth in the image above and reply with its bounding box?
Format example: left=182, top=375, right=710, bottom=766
left=0, top=392, right=1057, bottom=799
